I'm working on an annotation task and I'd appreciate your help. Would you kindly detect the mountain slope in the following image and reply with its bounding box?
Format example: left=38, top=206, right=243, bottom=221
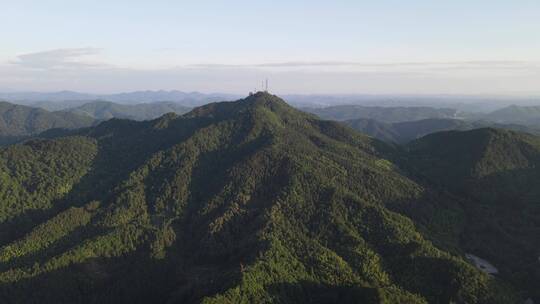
left=64, top=101, right=191, bottom=121
left=304, top=105, right=460, bottom=122
left=0, top=93, right=520, bottom=303
left=405, top=128, right=540, bottom=301
left=0, top=101, right=95, bottom=145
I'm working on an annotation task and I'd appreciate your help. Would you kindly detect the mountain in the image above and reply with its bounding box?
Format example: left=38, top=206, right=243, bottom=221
left=0, top=90, right=241, bottom=108
left=483, top=105, right=540, bottom=125
left=404, top=128, right=540, bottom=301
left=304, top=105, right=462, bottom=122
left=0, top=101, right=95, bottom=145
left=0, top=93, right=529, bottom=303
left=345, top=118, right=540, bottom=144
left=64, top=101, right=191, bottom=121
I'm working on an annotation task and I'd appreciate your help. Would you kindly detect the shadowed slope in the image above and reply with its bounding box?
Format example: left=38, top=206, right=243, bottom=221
left=406, top=128, right=540, bottom=301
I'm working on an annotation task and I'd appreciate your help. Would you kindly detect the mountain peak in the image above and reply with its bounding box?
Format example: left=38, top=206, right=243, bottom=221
left=243, top=91, right=289, bottom=107
left=184, top=92, right=296, bottom=121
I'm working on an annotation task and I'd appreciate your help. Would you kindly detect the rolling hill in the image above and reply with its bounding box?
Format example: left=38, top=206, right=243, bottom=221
left=0, top=101, right=95, bottom=145
left=0, top=93, right=532, bottom=303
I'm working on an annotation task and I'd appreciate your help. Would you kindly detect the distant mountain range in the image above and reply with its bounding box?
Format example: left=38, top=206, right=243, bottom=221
left=0, top=92, right=537, bottom=302
left=0, top=90, right=241, bottom=109
left=63, top=101, right=191, bottom=121
left=279, top=94, right=540, bottom=112
left=3, top=90, right=540, bottom=113
left=303, top=105, right=462, bottom=123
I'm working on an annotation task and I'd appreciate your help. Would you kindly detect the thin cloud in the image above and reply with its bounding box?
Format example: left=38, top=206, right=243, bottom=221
left=187, top=60, right=540, bottom=70
left=12, top=48, right=108, bottom=69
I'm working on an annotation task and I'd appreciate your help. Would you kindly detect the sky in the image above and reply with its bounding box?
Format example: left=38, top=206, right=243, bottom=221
left=1, top=0, right=539, bottom=95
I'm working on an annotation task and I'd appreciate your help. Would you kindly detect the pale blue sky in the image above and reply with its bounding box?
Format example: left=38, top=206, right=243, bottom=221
left=1, top=0, right=539, bottom=94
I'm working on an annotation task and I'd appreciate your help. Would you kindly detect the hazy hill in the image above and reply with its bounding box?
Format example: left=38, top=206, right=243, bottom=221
left=345, top=117, right=540, bottom=144
left=344, top=118, right=469, bottom=143
left=29, top=100, right=99, bottom=112
left=64, top=101, right=191, bottom=121
left=304, top=105, right=461, bottom=122
left=0, top=101, right=95, bottom=145
left=0, top=93, right=523, bottom=303
left=483, top=105, right=540, bottom=125
left=343, top=118, right=401, bottom=143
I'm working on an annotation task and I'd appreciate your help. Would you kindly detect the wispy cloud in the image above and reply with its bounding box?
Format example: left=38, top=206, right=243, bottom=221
left=12, top=48, right=108, bottom=70
left=187, top=60, right=540, bottom=70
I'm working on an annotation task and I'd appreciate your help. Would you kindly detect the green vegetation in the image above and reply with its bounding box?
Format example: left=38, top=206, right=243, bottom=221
left=0, top=93, right=533, bottom=303
left=0, top=136, right=97, bottom=222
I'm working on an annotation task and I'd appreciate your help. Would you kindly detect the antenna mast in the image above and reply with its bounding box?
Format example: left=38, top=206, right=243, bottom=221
left=265, top=78, right=268, bottom=92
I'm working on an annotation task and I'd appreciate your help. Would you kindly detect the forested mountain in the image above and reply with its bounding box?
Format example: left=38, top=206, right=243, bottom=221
left=345, top=118, right=540, bottom=143
left=405, top=128, right=540, bottom=301
left=0, top=93, right=535, bottom=303
left=63, top=101, right=191, bottom=121
left=0, top=101, right=95, bottom=145
left=303, top=105, right=461, bottom=122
